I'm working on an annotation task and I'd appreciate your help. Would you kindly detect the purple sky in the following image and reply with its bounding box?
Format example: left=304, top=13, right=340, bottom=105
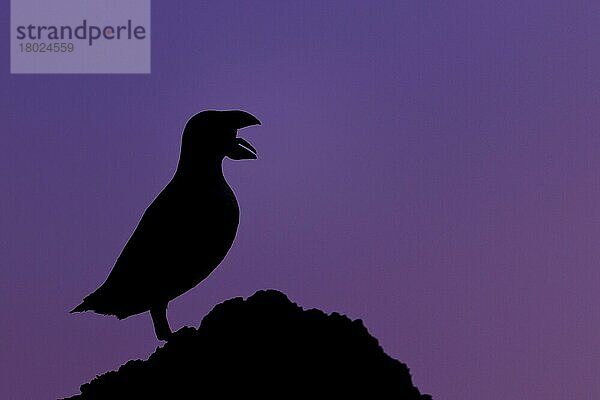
left=2, top=1, right=599, bottom=399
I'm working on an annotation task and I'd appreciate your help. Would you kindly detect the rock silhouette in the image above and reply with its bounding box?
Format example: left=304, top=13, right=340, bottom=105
left=64, top=290, right=432, bottom=399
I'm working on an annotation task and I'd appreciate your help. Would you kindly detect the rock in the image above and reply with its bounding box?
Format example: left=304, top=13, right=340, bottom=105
left=64, top=290, right=431, bottom=399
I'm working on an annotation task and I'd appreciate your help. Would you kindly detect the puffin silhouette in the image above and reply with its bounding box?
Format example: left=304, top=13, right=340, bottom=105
left=71, top=110, right=260, bottom=340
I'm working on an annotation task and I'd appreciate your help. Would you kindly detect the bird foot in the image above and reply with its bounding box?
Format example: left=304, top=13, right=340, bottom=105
left=150, top=305, right=172, bottom=341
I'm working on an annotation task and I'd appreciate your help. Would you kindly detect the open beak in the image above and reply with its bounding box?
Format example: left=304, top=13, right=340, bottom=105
left=227, top=137, right=257, bottom=160
left=224, top=110, right=260, bottom=160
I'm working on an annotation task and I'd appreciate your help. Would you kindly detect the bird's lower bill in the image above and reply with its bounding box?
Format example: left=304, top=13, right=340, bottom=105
left=227, top=137, right=257, bottom=160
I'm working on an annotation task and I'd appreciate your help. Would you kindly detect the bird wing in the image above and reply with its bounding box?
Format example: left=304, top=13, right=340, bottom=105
left=91, top=184, right=183, bottom=314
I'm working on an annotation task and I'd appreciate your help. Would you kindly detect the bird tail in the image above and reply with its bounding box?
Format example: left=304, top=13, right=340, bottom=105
left=70, top=301, right=90, bottom=313
left=68, top=289, right=130, bottom=318
left=70, top=284, right=106, bottom=314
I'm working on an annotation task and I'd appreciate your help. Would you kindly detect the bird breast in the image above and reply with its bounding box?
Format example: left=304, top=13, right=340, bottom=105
left=163, top=182, right=239, bottom=295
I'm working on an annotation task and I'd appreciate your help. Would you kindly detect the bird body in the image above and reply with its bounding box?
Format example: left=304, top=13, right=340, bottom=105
left=75, top=174, right=239, bottom=319
left=71, top=110, right=260, bottom=340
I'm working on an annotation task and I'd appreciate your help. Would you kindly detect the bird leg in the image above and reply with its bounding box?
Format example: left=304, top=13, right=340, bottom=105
left=150, top=304, right=172, bottom=341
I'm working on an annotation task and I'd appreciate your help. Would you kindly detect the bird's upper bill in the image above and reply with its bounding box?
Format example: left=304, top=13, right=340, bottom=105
left=225, top=110, right=260, bottom=160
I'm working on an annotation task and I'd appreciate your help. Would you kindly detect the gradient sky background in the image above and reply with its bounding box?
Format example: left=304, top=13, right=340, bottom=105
left=1, top=1, right=599, bottom=399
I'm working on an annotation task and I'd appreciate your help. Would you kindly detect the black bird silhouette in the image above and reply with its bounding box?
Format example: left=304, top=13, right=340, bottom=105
left=70, top=110, right=260, bottom=340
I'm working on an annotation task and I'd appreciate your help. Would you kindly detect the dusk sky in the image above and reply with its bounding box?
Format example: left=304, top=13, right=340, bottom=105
left=2, top=1, right=599, bottom=399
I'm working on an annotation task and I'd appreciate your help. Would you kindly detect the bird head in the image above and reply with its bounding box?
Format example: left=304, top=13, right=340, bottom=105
left=182, top=110, right=260, bottom=161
